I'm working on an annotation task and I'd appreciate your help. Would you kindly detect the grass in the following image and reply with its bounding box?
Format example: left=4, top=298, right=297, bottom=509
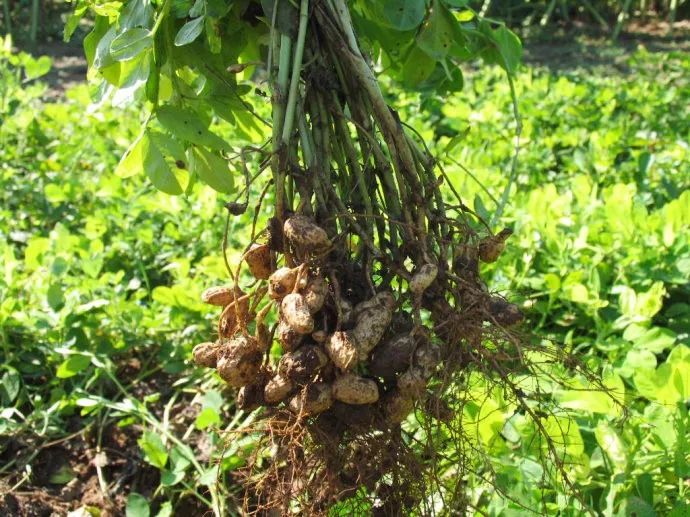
left=1, top=36, right=689, bottom=515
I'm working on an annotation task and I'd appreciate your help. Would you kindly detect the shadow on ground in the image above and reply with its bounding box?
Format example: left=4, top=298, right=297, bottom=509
left=521, top=20, right=690, bottom=73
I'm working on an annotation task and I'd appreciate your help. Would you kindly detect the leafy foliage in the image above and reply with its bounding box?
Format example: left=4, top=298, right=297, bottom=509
left=431, top=48, right=690, bottom=514
left=1, top=31, right=689, bottom=516
left=69, top=0, right=523, bottom=197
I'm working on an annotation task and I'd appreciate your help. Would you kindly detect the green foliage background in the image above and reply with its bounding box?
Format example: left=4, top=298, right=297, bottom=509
left=1, top=33, right=689, bottom=515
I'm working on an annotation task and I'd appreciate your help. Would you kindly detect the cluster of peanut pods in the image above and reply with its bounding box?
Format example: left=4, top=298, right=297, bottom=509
left=192, top=215, right=442, bottom=424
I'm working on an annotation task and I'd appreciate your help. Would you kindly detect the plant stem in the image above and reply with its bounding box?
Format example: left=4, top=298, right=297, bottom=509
left=332, top=100, right=374, bottom=237
left=580, top=0, right=609, bottom=30
left=2, top=0, right=12, bottom=36
left=281, top=0, right=309, bottom=145
left=491, top=72, right=521, bottom=228
left=540, top=0, right=557, bottom=26
left=272, top=34, right=292, bottom=219
left=669, top=0, right=678, bottom=29
left=612, top=0, right=633, bottom=40
left=29, top=0, right=39, bottom=48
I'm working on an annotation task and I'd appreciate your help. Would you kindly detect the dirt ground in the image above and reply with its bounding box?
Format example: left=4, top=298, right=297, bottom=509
left=36, top=41, right=88, bottom=100
left=0, top=424, right=157, bottom=516
left=0, top=366, right=213, bottom=517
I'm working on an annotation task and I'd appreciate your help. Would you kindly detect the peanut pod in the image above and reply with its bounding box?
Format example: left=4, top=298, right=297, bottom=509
left=409, top=264, right=438, bottom=296
left=288, top=382, right=334, bottom=416
left=218, top=289, right=250, bottom=338
left=192, top=342, right=220, bottom=368
left=352, top=292, right=396, bottom=359
left=382, top=390, right=415, bottom=425
left=201, top=285, right=243, bottom=307
left=264, top=374, right=295, bottom=404
left=216, top=336, right=262, bottom=388
left=325, top=330, right=359, bottom=370
left=368, top=333, right=416, bottom=379
left=283, top=215, right=331, bottom=252
left=397, top=367, right=427, bottom=397
left=333, top=373, right=379, bottom=404
left=268, top=267, right=299, bottom=300
left=277, top=318, right=304, bottom=352
left=237, top=371, right=270, bottom=411
left=244, top=243, right=273, bottom=280
left=281, top=293, right=314, bottom=334
left=302, top=275, right=328, bottom=314
left=478, top=228, right=513, bottom=263
left=279, top=344, right=329, bottom=384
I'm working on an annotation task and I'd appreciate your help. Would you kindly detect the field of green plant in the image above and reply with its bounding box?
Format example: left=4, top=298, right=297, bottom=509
left=1, top=34, right=689, bottom=515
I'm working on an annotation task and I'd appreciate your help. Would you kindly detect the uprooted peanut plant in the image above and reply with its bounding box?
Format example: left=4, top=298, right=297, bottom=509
left=75, top=0, right=602, bottom=514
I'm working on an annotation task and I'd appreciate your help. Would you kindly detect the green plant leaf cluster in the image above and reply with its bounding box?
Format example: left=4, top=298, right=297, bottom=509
left=69, top=0, right=522, bottom=196
left=1, top=35, right=689, bottom=515
left=428, top=47, right=690, bottom=514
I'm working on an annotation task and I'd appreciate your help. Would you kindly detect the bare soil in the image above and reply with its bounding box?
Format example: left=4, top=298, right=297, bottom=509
left=0, top=423, right=159, bottom=517
left=521, top=20, right=690, bottom=72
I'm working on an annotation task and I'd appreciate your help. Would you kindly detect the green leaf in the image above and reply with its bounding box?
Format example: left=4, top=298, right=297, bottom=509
left=138, top=430, right=168, bottom=469
left=555, top=373, right=624, bottom=416
left=156, top=502, right=173, bottom=517
left=142, top=133, right=184, bottom=195
left=112, top=54, right=151, bottom=104
left=119, top=0, right=154, bottom=30
left=618, top=348, right=657, bottom=378
left=479, top=23, right=522, bottom=75
left=381, top=0, right=426, bottom=31
left=565, top=283, right=588, bottom=304
left=260, top=0, right=299, bottom=38
left=64, top=5, right=88, bottom=41
left=160, top=469, right=185, bottom=486
left=622, top=497, right=656, bottom=517
left=633, top=327, right=677, bottom=354
left=190, top=147, right=234, bottom=194
left=47, top=283, right=65, bottom=311
left=156, top=106, right=231, bottom=151
left=169, top=445, right=192, bottom=473
left=202, top=390, right=223, bottom=413
left=636, top=473, right=654, bottom=505
left=594, top=420, right=626, bottom=472
left=126, top=493, right=150, bottom=517
left=489, top=26, right=522, bottom=74
left=617, top=282, right=666, bottom=325
left=634, top=345, right=690, bottom=405
left=49, top=464, right=76, bottom=484
left=115, top=133, right=146, bottom=178
left=669, top=502, right=690, bottom=517
left=1, top=369, right=21, bottom=404
left=110, top=28, right=153, bottom=62
left=56, top=355, right=91, bottom=379
left=195, top=407, right=221, bottom=429
left=205, top=0, right=231, bottom=17
left=416, top=0, right=457, bottom=61
left=198, top=468, right=217, bottom=486
left=473, top=194, right=490, bottom=224
left=401, top=45, right=437, bottom=87
left=541, top=415, right=584, bottom=458
left=188, top=0, right=204, bottom=17
left=23, top=56, right=52, bottom=80
left=442, top=127, right=470, bottom=155
left=175, top=17, right=205, bottom=46
left=148, top=131, right=187, bottom=163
